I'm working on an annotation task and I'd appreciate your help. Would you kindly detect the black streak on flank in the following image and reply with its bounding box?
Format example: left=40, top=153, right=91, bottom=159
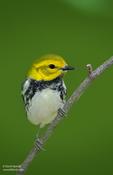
left=22, top=77, right=66, bottom=110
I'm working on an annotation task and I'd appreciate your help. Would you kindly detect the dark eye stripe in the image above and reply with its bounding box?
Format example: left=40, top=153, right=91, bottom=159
left=49, top=64, right=56, bottom=69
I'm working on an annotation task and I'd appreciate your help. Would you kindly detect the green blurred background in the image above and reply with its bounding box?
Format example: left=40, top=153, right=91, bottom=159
left=0, top=0, right=113, bottom=174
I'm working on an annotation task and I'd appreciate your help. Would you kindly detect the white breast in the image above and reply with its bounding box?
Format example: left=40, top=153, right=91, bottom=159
left=27, top=88, right=64, bottom=128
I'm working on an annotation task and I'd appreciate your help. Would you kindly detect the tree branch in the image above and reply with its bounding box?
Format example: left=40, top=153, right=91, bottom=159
left=17, top=56, right=113, bottom=175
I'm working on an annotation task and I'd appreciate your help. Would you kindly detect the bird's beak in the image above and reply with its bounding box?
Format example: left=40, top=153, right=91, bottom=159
left=61, top=65, right=75, bottom=71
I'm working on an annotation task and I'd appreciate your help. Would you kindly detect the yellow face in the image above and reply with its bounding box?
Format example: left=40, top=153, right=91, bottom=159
left=28, top=54, right=74, bottom=81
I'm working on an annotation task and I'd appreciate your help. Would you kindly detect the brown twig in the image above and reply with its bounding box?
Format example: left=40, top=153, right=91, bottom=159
left=17, top=56, right=113, bottom=175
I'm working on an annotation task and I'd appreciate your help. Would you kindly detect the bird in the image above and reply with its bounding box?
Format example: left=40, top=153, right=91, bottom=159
left=21, top=54, right=74, bottom=128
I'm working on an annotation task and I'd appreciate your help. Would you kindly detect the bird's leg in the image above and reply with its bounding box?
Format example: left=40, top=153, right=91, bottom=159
left=35, top=127, right=45, bottom=151
left=58, top=108, right=65, bottom=118
left=36, top=127, right=41, bottom=139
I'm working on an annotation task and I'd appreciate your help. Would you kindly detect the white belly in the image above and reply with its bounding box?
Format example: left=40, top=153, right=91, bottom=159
left=27, top=88, right=64, bottom=128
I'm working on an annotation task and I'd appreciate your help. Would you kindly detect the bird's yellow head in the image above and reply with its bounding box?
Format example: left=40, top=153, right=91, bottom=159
left=28, top=54, right=74, bottom=81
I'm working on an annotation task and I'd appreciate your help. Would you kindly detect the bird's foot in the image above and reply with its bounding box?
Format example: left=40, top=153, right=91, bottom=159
left=35, top=138, right=45, bottom=151
left=58, top=108, right=65, bottom=118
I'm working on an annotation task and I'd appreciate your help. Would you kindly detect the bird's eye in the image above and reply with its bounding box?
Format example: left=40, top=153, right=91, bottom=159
left=49, top=64, right=56, bottom=69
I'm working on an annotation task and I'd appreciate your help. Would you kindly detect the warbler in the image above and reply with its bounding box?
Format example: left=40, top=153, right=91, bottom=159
left=22, top=54, right=74, bottom=128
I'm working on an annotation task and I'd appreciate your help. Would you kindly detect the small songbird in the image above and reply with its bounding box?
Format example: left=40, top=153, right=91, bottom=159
left=22, top=54, right=74, bottom=128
